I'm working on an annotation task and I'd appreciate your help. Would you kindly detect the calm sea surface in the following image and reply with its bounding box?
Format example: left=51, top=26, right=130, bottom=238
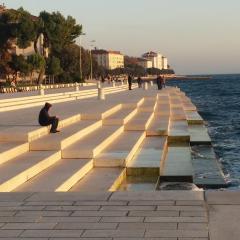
left=168, top=74, right=240, bottom=189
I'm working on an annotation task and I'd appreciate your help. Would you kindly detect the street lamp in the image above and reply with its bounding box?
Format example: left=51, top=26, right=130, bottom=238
left=90, top=40, right=96, bottom=81
left=79, top=32, right=86, bottom=81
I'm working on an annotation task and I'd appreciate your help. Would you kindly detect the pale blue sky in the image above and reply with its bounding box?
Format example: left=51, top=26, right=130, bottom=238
left=3, top=0, right=240, bottom=74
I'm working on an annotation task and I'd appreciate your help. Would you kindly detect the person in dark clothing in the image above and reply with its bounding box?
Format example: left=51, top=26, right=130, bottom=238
left=156, top=75, right=163, bottom=90
left=128, top=75, right=133, bottom=90
left=137, top=76, right=143, bottom=88
left=38, top=103, right=59, bottom=133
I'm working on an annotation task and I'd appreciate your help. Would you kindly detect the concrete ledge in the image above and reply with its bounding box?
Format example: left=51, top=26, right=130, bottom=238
left=206, top=191, right=240, bottom=205
left=110, top=191, right=204, bottom=201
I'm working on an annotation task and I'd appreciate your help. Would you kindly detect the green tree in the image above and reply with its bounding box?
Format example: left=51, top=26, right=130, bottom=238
left=46, top=56, right=63, bottom=83
left=27, top=53, right=45, bottom=84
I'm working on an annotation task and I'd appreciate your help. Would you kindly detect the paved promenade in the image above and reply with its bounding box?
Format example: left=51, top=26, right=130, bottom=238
left=0, top=191, right=238, bottom=239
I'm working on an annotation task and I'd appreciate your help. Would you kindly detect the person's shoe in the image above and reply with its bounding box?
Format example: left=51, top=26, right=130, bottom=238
left=50, top=130, right=60, bottom=133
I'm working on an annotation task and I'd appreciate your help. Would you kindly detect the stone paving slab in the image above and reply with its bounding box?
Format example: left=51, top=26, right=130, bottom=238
left=206, top=191, right=240, bottom=204
left=0, top=191, right=210, bottom=239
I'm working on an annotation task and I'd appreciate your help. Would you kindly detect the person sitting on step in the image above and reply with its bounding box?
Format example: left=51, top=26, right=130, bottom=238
left=38, top=102, right=60, bottom=133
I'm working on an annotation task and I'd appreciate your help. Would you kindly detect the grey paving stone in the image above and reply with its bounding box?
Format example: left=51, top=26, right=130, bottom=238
left=37, top=216, right=101, bottom=223
left=0, top=193, right=33, bottom=202
left=209, top=205, right=240, bottom=240
left=110, top=191, right=204, bottom=201
left=24, top=201, right=74, bottom=206
left=178, top=223, right=208, bottom=230
left=206, top=191, right=240, bottom=205
left=157, top=206, right=205, bottom=211
left=0, top=202, right=24, bottom=207
left=176, top=200, right=204, bottom=206
left=26, top=192, right=111, bottom=202
left=114, top=238, right=177, bottom=240
left=82, top=229, right=145, bottom=238
left=129, top=210, right=179, bottom=217
left=44, top=205, right=100, bottom=211
left=55, top=222, right=118, bottom=230
left=21, top=229, right=84, bottom=237
left=179, top=238, right=209, bottom=240
left=0, top=211, right=16, bottom=217
left=128, top=201, right=175, bottom=206
left=72, top=210, right=127, bottom=217
left=2, top=223, right=57, bottom=230
left=117, top=222, right=177, bottom=230
left=101, top=216, right=144, bottom=223
left=144, top=217, right=207, bottom=223
left=15, top=210, right=72, bottom=217
left=145, top=230, right=208, bottom=238
left=100, top=205, right=155, bottom=211
left=75, top=201, right=128, bottom=206
left=0, top=230, right=23, bottom=237
left=180, top=211, right=206, bottom=217
left=0, top=206, right=45, bottom=211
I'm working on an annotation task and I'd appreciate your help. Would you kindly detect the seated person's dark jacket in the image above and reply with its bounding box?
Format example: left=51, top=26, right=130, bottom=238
left=38, top=107, right=54, bottom=126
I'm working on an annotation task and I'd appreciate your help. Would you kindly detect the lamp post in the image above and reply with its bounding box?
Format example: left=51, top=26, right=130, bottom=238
left=79, top=33, right=86, bottom=82
left=90, top=40, right=96, bottom=80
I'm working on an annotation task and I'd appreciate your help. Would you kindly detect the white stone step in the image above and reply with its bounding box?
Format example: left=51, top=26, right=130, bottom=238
left=94, top=131, right=145, bottom=167
left=62, top=125, right=124, bottom=159
left=70, top=168, right=123, bottom=192
left=138, top=99, right=157, bottom=112
left=188, top=125, right=211, bottom=144
left=81, top=104, right=121, bottom=120
left=170, top=106, right=186, bottom=120
left=103, top=107, right=137, bottom=126
left=185, top=111, right=204, bottom=124
left=127, top=137, right=167, bottom=176
left=125, top=111, right=154, bottom=131
left=154, top=103, right=170, bottom=117
left=30, top=120, right=102, bottom=151
left=14, top=158, right=93, bottom=192
left=168, top=120, right=190, bottom=143
left=146, top=116, right=169, bottom=136
left=0, top=114, right=80, bottom=142
left=0, top=142, right=29, bottom=165
left=160, top=145, right=193, bottom=182
left=0, top=151, right=61, bottom=192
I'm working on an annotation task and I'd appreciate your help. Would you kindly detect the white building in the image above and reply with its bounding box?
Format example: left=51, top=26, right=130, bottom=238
left=137, top=58, right=153, bottom=69
left=142, top=51, right=168, bottom=70
left=92, top=49, right=124, bottom=70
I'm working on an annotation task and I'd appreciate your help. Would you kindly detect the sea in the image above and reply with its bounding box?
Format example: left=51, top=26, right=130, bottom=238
left=167, top=74, right=240, bottom=189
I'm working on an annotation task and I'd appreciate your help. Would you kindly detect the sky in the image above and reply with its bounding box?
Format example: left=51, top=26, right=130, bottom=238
left=2, top=0, right=240, bottom=75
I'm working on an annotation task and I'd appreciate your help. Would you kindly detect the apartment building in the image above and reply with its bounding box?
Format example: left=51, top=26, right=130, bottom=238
left=92, top=49, right=124, bottom=70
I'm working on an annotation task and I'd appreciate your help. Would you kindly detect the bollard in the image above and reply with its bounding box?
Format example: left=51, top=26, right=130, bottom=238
left=75, top=82, right=79, bottom=91
left=112, top=80, right=116, bottom=87
left=39, top=84, right=45, bottom=95
left=121, top=80, right=124, bottom=86
left=143, top=82, right=148, bottom=90
left=97, top=81, right=101, bottom=88
left=150, top=81, right=153, bottom=86
left=98, top=87, right=105, bottom=100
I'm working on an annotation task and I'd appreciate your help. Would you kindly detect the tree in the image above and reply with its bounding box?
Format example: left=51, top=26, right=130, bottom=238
left=46, top=56, right=63, bottom=83
left=27, top=53, right=45, bottom=84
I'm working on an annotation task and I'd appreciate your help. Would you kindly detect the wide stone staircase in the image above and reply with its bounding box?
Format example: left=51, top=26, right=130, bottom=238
left=0, top=85, right=227, bottom=192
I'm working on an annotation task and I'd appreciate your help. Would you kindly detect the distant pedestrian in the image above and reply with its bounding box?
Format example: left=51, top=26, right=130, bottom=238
left=156, top=75, right=163, bottom=90
left=137, top=76, right=143, bottom=88
left=162, top=75, right=166, bottom=88
left=38, top=103, right=60, bottom=133
left=128, top=74, right=133, bottom=90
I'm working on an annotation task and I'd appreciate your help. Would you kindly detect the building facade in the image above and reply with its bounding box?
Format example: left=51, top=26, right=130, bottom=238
left=137, top=58, right=153, bottom=69
left=142, top=51, right=168, bottom=70
left=92, top=50, right=124, bottom=70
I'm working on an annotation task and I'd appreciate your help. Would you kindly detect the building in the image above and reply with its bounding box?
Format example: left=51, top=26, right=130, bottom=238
left=137, top=58, right=153, bottom=69
left=92, top=49, right=124, bottom=70
left=142, top=51, right=168, bottom=70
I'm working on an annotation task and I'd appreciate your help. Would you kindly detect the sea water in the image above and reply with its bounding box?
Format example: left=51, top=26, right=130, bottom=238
left=168, top=74, right=240, bottom=189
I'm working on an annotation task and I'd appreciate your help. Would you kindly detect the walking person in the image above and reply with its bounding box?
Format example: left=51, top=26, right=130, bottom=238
left=38, top=103, right=60, bottom=133
left=156, top=75, right=163, bottom=90
left=128, top=74, right=133, bottom=90
left=162, top=75, right=166, bottom=88
left=137, top=76, right=143, bottom=88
